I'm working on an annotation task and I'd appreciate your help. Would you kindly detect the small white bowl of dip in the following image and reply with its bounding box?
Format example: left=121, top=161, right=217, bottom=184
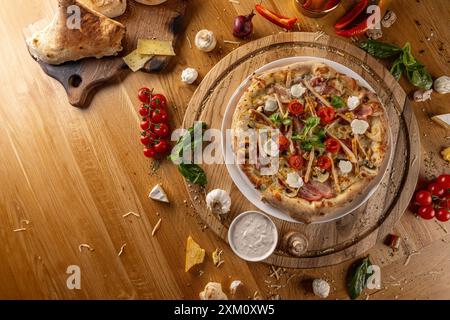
left=228, top=211, right=279, bottom=262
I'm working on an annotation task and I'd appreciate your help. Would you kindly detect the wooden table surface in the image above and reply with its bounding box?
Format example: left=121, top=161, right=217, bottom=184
left=1, top=0, right=449, bottom=300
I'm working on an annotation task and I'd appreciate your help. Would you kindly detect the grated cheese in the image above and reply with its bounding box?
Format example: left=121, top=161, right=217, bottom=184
left=223, top=40, right=241, bottom=45
left=13, top=228, right=27, bottom=232
left=122, top=211, right=140, bottom=218
left=152, top=218, right=162, bottom=237
left=79, top=244, right=94, bottom=252
left=118, top=243, right=126, bottom=256
left=186, top=36, right=192, bottom=49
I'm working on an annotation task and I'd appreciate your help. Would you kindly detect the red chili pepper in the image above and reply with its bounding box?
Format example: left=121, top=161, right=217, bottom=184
left=255, top=4, right=298, bottom=30
left=335, top=0, right=369, bottom=30
left=335, top=17, right=369, bottom=37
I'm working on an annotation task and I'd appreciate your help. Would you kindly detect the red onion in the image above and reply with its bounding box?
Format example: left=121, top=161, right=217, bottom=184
left=233, top=11, right=255, bottom=39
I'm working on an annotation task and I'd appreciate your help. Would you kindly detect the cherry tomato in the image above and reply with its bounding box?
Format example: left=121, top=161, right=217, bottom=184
left=278, top=135, right=290, bottom=153
left=150, top=94, right=168, bottom=109
left=154, top=139, right=170, bottom=154
left=288, top=100, right=304, bottom=115
left=288, top=155, right=304, bottom=170
left=140, top=118, right=150, bottom=130
left=138, top=87, right=152, bottom=103
left=143, top=147, right=157, bottom=158
left=436, top=174, right=450, bottom=189
left=152, top=122, right=170, bottom=138
left=418, top=205, right=435, bottom=220
left=139, top=104, right=150, bottom=117
left=140, top=135, right=151, bottom=146
left=414, top=190, right=432, bottom=206
left=427, top=183, right=445, bottom=197
left=439, top=193, right=450, bottom=208
left=317, top=106, right=336, bottom=124
left=316, top=156, right=332, bottom=170
left=325, top=138, right=341, bottom=154
left=150, top=108, right=169, bottom=123
left=436, top=208, right=450, bottom=222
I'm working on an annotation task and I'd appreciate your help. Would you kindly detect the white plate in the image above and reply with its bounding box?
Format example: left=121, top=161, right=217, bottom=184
left=221, top=56, right=393, bottom=224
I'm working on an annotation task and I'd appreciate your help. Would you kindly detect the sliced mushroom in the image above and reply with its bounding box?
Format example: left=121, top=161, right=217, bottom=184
left=282, top=232, right=308, bottom=257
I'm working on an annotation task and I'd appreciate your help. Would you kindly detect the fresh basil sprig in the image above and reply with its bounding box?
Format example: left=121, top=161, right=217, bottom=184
left=360, top=40, right=433, bottom=90
left=292, top=117, right=324, bottom=152
left=331, top=95, right=346, bottom=109
left=269, top=112, right=292, bottom=127
left=169, top=122, right=208, bottom=186
left=347, top=256, right=374, bottom=300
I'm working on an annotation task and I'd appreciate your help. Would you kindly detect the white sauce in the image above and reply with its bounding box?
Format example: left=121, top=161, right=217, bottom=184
left=230, top=212, right=277, bottom=260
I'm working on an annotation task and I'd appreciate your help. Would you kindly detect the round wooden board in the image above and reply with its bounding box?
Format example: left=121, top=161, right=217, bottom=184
left=182, top=32, right=420, bottom=268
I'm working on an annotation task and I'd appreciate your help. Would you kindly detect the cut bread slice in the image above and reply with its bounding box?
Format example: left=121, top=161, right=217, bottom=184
left=78, top=0, right=127, bottom=18
left=26, top=0, right=126, bottom=65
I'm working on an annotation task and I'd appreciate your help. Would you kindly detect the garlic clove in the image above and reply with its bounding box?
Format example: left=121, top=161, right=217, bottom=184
left=413, top=89, right=433, bottom=102
left=312, top=279, right=330, bottom=299
left=229, top=280, right=243, bottom=295
left=206, top=189, right=231, bottom=216
left=434, top=76, right=450, bottom=94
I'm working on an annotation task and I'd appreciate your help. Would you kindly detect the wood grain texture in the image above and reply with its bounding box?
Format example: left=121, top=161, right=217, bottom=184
left=0, top=0, right=449, bottom=299
left=30, top=0, right=187, bottom=108
left=182, top=32, right=420, bottom=268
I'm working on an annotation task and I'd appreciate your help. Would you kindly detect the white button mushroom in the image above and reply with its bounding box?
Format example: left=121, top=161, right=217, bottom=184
left=312, top=279, right=330, bottom=299
left=199, top=282, right=228, bottom=300
left=286, top=172, right=304, bottom=189
left=347, top=96, right=360, bottom=110
left=434, top=76, right=450, bottom=94
left=181, top=67, right=198, bottom=84
left=338, top=160, right=353, bottom=174
left=195, top=29, right=217, bottom=52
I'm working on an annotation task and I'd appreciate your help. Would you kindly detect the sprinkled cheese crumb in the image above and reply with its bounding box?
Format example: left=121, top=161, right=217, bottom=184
left=347, top=96, right=360, bottom=110
left=79, top=244, right=94, bottom=252
left=118, top=243, right=126, bottom=257
left=351, top=119, right=369, bottom=135
left=122, top=211, right=140, bottom=218
left=13, top=228, right=27, bottom=232
left=152, top=218, right=162, bottom=237
left=338, top=160, right=353, bottom=174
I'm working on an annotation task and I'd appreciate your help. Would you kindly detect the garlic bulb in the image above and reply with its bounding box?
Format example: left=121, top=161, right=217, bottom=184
left=312, top=279, right=330, bottom=299
left=206, top=189, right=231, bottom=216
left=434, top=76, right=450, bottom=94
left=195, top=29, right=217, bottom=52
left=181, top=67, right=198, bottom=84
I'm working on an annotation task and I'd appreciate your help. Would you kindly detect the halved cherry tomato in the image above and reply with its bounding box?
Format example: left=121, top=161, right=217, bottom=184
left=150, top=108, right=169, bottom=123
left=317, top=106, right=336, bottom=124
left=143, top=147, right=157, bottom=158
left=288, top=155, right=304, bottom=170
left=414, top=190, right=432, bottom=206
left=325, top=138, right=341, bottom=154
left=150, top=94, right=167, bottom=109
left=428, top=183, right=445, bottom=197
left=140, top=118, right=150, bottom=130
left=436, top=208, right=450, bottom=222
left=154, top=139, right=170, bottom=154
left=436, top=174, right=450, bottom=189
left=278, top=135, right=290, bottom=153
left=316, top=155, right=332, bottom=170
left=139, top=104, right=150, bottom=117
left=152, top=122, right=170, bottom=138
left=138, top=87, right=152, bottom=103
left=288, top=100, right=304, bottom=116
left=418, top=205, right=435, bottom=220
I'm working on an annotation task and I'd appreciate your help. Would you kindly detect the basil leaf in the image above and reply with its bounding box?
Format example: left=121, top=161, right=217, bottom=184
left=406, top=65, right=433, bottom=89
left=269, top=113, right=281, bottom=123
left=347, top=256, right=373, bottom=300
left=282, top=118, right=292, bottom=126
left=300, top=140, right=312, bottom=152
left=178, top=164, right=207, bottom=186
left=401, top=42, right=417, bottom=67
left=331, top=95, right=345, bottom=109
left=390, top=57, right=404, bottom=81
left=360, top=40, right=402, bottom=59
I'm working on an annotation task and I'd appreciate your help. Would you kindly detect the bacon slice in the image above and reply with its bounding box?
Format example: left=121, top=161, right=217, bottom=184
left=273, top=84, right=291, bottom=103
left=298, top=183, right=322, bottom=201
left=354, top=104, right=373, bottom=120
left=309, top=181, right=335, bottom=199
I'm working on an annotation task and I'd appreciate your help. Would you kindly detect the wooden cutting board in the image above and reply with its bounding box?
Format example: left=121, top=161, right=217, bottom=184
left=28, top=0, right=187, bottom=108
left=182, top=32, right=421, bottom=268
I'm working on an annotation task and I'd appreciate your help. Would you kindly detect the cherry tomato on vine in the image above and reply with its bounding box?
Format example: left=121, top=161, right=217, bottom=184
left=278, top=135, right=290, bottom=153
left=325, top=138, right=341, bottom=154
left=414, top=190, right=432, bottom=206
left=436, top=208, right=450, bottom=222
left=138, top=87, right=152, bottom=103
left=151, top=122, right=170, bottom=138
left=418, top=205, right=435, bottom=220
left=150, top=108, right=169, bottom=123
left=436, top=174, right=450, bottom=189
left=139, top=104, right=150, bottom=117
left=140, top=135, right=151, bottom=146
left=316, top=156, right=332, bottom=170
left=140, top=118, right=150, bottom=130
left=317, top=106, right=336, bottom=124
left=154, top=139, right=170, bottom=154
left=427, top=183, right=445, bottom=197
left=288, top=100, right=304, bottom=115
left=143, top=147, right=157, bottom=158
left=288, top=155, right=304, bottom=170
left=150, top=94, right=168, bottom=109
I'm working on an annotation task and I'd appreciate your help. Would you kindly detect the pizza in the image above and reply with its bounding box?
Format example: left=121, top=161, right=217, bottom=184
left=231, top=61, right=389, bottom=223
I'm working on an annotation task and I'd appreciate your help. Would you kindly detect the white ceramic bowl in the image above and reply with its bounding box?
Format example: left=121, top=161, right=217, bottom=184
left=221, top=56, right=394, bottom=224
left=228, top=211, right=279, bottom=262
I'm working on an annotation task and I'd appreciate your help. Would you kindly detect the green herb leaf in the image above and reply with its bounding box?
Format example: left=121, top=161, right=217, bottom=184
left=269, top=113, right=292, bottom=127
left=406, top=66, right=433, bottom=89
left=401, top=42, right=417, bottom=68
left=331, top=95, right=345, bottom=109
left=178, top=164, right=207, bottom=186
left=282, top=118, right=292, bottom=126
left=360, top=40, right=402, bottom=59
left=269, top=113, right=281, bottom=124
left=390, top=57, right=404, bottom=81
left=347, top=256, right=373, bottom=300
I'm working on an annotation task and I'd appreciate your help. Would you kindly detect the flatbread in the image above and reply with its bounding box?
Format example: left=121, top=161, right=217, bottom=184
left=27, top=0, right=125, bottom=65
left=231, top=61, right=388, bottom=223
left=78, top=0, right=127, bottom=18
